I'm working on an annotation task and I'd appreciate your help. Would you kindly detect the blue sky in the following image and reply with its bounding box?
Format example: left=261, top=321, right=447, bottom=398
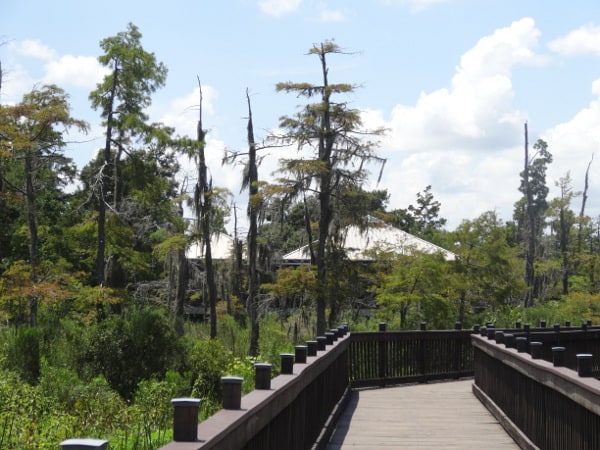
left=3, top=0, right=600, bottom=233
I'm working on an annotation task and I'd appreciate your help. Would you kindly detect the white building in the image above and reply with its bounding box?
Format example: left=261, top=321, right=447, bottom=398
left=282, top=218, right=455, bottom=264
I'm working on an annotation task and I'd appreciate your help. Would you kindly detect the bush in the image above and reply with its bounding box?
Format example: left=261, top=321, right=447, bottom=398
left=80, top=308, right=182, bottom=399
left=5, top=326, right=40, bottom=384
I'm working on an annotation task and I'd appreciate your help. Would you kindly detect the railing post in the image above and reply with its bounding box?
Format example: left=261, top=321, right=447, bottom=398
left=325, top=332, right=334, bottom=345
left=504, top=333, right=515, bottom=348
left=316, top=336, right=327, bottom=351
left=516, top=337, right=528, bottom=353
left=577, top=353, right=593, bottom=377
left=515, top=320, right=522, bottom=329
left=552, top=347, right=565, bottom=367
left=330, top=329, right=339, bottom=341
left=453, top=322, right=462, bottom=378
left=281, top=353, right=294, bottom=374
left=378, top=324, right=388, bottom=385
left=222, top=376, right=243, bottom=410
left=530, top=341, right=543, bottom=359
left=540, top=319, right=547, bottom=328
left=254, top=363, right=272, bottom=390
left=170, top=398, right=201, bottom=442
left=60, top=439, right=109, bottom=450
left=494, top=331, right=505, bottom=344
left=295, top=345, right=308, bottom=364
left=419, top=323, right=426, bottom=376
left=306, top=340, right=318, bottom=357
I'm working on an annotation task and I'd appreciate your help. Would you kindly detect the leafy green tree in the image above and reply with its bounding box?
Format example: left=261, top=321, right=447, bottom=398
left=0, top=85, right=87, bottom=325
left=276, top=40, right=384, bottom=334
left=390, top=185, right=447, bottom=242
left=76, top=127, right=181, bottom=290
left=374, top=251, right=450, bottom=329
left=450, top=211, right=526, bottom=323
left=89, top=22, right=167, bottom=287
left=547, top=172, right=579, bottom=296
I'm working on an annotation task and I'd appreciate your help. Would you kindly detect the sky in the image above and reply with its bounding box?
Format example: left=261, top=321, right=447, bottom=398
left=3, top=0, right=600, bottom=234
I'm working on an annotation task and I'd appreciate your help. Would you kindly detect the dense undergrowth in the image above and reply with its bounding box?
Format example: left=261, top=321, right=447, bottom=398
left=0, top=299, right=595, bottom=449
left=0, top=309, right=305, bottom=449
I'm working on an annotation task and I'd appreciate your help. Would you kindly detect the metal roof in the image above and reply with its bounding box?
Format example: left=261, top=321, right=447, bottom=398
left=282, top=221, right=455, bottom=262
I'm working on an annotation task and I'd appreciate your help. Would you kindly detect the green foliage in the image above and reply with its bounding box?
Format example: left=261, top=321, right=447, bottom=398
left=80, top=309, right=182, bottom=399
left=390, top=185, right=447, bottom=242
left=374, top=252, right=451, bottom=329
left=185, top=337, right=231, bottom=419
left=258, top=313, right=295, bottom=373
left=4, top=327, right=40, bottom=384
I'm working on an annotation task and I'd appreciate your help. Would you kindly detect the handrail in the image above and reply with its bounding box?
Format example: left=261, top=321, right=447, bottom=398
left=160, top=331, right=350, bottom=450
left=472, top=332, right=600, bottom=449
left=158, top=327, right=476, bottom=449
left=348, top=329, right=474, bottom=388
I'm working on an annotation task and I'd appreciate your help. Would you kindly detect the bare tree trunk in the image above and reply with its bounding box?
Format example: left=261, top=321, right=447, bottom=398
left=303, top=192, right=316, bottom=263
left=195, top=79, right=218, bottom=339
left=173, top=248, right=188, bottom=336
left=25, top=149, right=39, bottom=326
left=96, top=66, right=118, bottom=287
left=316, top=46, right=334, bottom=336
left=578, top=155, right=593, bottom=252
left=246, top=90, right=260, bottom=356
left=524, top=123, right=535, bottom=307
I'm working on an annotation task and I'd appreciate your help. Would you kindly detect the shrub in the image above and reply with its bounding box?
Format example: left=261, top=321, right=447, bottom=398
left=80, top=308, right=182, bottom=399
left=5, top=326, right=40, bottom=384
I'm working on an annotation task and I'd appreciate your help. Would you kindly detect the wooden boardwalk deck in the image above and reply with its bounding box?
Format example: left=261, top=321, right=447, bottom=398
left=326, top=379, right=519, bottom=449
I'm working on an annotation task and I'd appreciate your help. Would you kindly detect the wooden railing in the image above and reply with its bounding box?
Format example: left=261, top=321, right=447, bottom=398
left=160, top=329, right=350, bottom=450
left=472, top=326, right=600, bottom=450
left=348, top=328, right=474, bottom=388
left=157, top=325, right=476, bottom=450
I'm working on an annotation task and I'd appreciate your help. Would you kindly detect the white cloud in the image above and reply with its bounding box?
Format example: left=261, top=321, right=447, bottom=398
left=381, top=18, right=538, bottom=155
left=381, top=0, right=450, bottom=13
left=43, top=55, right=109, bottom=89
left=9, top=39, right=57, bottom=61
left=159, top=85, right=218, bottom=138
left=320, top=9, right=345, bottom=22
left=548, top=24, right=600, bottom=56
left=258, top=0, right=302, bottom=16
left=543, top=84, right=600, bottom=200
left=0, top=63, right=34, bottom=104
left=361, top=18, right=545, bottom=226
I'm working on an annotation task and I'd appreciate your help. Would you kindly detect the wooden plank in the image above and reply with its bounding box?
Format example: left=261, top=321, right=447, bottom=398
left=326, top=379, right=520, bottom=449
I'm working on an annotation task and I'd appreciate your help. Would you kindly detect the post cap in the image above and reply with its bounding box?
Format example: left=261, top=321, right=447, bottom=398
left=221, top=376, right=243, bottom=384
left=171, top=398, right=201, bottom=406
left=254, top=362, right=273, bottom=368
left=60, top=439, right=109, bottom=450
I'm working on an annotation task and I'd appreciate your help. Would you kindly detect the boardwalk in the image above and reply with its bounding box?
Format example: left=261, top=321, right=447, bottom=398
left=326, top=379, right=519, bottom=449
